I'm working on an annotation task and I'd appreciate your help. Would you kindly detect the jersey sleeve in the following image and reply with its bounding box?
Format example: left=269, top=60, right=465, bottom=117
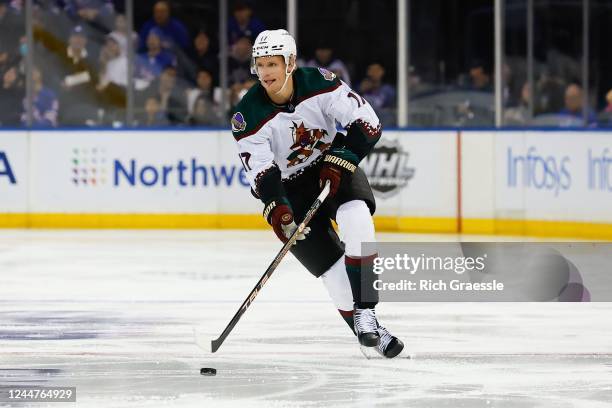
left=320, top=80, right=382, bottom=162
left=234, top=125, right=287, bottom=205
left=236, top=128, right=273, bottom=189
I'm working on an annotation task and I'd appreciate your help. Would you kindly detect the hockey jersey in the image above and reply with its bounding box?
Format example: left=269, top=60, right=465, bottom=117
left=231, top=67, right=381, bottom=200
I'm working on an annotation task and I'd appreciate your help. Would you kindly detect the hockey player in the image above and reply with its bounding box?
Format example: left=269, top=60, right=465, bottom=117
left=231, top=29, right=403, bottom=358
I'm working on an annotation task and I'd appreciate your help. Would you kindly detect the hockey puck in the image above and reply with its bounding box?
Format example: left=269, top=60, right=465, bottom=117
left=200, top=367, right=217, bottom=376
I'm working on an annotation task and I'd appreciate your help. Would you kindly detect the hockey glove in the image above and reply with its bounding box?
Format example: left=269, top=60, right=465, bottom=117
left=319, top=147, right=359, bottom=198
left=263, top=199, right=310, bottom=244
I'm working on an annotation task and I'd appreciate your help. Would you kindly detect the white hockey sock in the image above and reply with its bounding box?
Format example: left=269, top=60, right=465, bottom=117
left=320, top=256, right=353, bottom=312
left=336, top=200, right=378, bottom=308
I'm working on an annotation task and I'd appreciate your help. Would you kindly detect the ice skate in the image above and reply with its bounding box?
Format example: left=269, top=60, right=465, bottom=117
left=354, top=307, right=380, bottom=347
left=375, top=325, right=404, bottom=358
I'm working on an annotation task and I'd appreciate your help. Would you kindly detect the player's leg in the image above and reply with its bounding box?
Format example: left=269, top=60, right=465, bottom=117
left=326, top=167, right=378, bottom=347
left=333, top=168, right=404, bottom=356
left=283, top=169, right=402, bottom=356
left=285, top=211, right=365, bottom=336
left=288, top=212, right=344, bottom=277
left=283, top=172, right=345, bottom=277
left=320, top=256, right=356, bottom=334
left=282, top=177, right=360, bottom=336
left=335, top=199, right=380, bottom=347
left=319, top=250, right=404, bottom=358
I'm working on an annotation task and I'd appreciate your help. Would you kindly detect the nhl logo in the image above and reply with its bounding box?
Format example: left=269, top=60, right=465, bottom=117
left=361, top=139, right=415, bottom=198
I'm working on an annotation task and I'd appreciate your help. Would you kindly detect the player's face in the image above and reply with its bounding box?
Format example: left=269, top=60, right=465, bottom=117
left=255, top=56, right=287, bottom=94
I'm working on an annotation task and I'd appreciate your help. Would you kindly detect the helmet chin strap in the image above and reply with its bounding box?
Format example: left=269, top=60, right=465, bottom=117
left=273, top=65, right=294, bottom=96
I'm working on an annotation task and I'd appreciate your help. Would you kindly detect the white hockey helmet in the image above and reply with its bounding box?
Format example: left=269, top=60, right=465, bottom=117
left=250, top=29, right=297, bottom=75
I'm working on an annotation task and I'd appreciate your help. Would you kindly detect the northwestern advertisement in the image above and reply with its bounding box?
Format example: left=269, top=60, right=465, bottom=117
left=29, top=131, right=259, bottom=214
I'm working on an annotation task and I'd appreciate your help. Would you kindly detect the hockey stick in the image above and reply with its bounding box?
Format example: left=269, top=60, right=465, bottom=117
left=210, top=180, right=331, bottom=353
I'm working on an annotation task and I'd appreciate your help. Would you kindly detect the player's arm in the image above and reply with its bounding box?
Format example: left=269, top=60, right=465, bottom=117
left=235, top=128, right=308, bottom=243
left=319, top=80, right=382, bottom=196
left=324, top=80, right=382, bottom=161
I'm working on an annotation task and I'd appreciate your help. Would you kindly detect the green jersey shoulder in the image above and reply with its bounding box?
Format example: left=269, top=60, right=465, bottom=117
left=293, top=66, right=341, bottom=102
left=230, top=84, right=273, bottom=139
left=231, top=67, right=341, bottom=140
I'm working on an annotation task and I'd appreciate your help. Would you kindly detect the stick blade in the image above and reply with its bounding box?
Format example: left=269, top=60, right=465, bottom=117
left=211, top=338, right=222, bottom=353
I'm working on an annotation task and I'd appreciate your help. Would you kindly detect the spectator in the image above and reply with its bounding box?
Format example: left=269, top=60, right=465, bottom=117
left=228, top=35, right=253, bottom=86
left=57, top=25, right=99, bottom=125
left=305, top=43, right=351, bottom=86
left=136, top=28, right=176, bottom=85
left=186, top=30, right=218, bottom=85
left=504, top=82, right=531, bottom=126
left=502, top=62, right=519, bottom=107
left=603, top=89, right=612, bottom=114
left=407, top=65, right=430, bottom=95
left=63, top=24, right=94, bottom=69
left=558, top=83, right=597, bottom=126
left=144, top=66, right=187, bottom=125
left=359, top=62, right=396, bottom=125
left=109, top=14, right=138, bottom=56
left=138, top=0, right=189, bottom=52
left=139, top=95, right=169, bottom=126
left=464, top=58, right=492, bottom=91
left=598, top=89, right=612, bottom=127
left=22, top=66, right=58, bottom=127
left=0, top=0, right=24, bottom=73
left=98, top=32, right=127, bottom=89
left=63, top=0, right=115, bottom=33
left=187, top=94, right=222, bottom=126
left=228, top=1, right=264, bottom=45
left=0, top=65, right=24, bottom=125
left=534, top=72, right=565, bottom=114
left=186, top=68, right=214, bottom=114
left=95, top=32, right=128, bottom=124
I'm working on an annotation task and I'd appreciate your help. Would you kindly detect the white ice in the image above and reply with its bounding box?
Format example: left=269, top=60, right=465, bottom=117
left=0, top=230, right=611, bottom=407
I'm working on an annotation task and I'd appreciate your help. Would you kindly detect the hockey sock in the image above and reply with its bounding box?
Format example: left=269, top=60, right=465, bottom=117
left=338, top=309, right=356, bottom=335
left=336, top=200, right=379, bottom=309
left=321, top=257, right=357, bottom=333
left=345, top=254, right=379, bottom=309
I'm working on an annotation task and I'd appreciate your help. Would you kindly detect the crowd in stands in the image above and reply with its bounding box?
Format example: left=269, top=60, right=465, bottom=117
left=0, top=0, right=226, bottom=127
left=0, top=0, right=611, bottom=128
left=449, top=56, right=612, bottom=127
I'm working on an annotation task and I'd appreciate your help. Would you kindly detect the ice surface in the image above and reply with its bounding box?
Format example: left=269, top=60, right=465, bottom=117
left=0, top=230, right=611, bottom=407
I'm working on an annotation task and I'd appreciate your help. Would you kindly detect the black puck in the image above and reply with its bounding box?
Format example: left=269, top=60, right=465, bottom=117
left=200, top=367, right=217, bottom=376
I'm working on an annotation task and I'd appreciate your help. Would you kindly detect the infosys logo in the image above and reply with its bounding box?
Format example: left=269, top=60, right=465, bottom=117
left=0, top=151, right=17, bottom=185
left=361, top=139, right=415, bottom=198
left=71, top=147, right=249, bottom=188
left=506, top=147, right=571, bottom=196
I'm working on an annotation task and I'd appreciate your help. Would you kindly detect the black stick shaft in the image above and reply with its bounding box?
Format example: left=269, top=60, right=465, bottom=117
left=211, top=181, right=331, bottom=353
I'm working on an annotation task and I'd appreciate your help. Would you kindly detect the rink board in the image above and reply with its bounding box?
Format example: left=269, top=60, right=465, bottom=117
left=0, top=129, right=611, bottom=238
left=0, top=132, right=28, bottom=226
left=462, top=130, right=612, bottom=238
left=28, top=131, right=258, bottom=214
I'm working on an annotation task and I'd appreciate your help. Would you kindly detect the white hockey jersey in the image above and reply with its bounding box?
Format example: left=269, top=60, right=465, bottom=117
left=231, top=67, right=380, bottom=195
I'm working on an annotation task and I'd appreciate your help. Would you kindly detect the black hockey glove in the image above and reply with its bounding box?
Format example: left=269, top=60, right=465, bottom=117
left=263, top=198, right=310, bottom=244
left=319, top=147, right=358, bottom=198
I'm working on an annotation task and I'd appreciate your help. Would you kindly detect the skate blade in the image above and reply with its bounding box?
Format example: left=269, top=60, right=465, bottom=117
left=359, top=345, right=413, bottom=359
left=359, top=345, right=380, bottom=359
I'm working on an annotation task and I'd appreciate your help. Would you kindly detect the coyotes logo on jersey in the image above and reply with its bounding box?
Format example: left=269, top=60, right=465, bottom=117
left=286, top=122, right=330, bottom=167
